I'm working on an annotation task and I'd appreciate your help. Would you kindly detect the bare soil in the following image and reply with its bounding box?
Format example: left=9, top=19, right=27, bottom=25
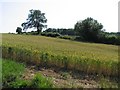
left=22, top=66, right=101, bottom=88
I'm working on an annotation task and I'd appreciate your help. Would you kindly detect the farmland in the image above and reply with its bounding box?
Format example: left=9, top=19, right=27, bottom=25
left=1, top=33, right=119, bottom=88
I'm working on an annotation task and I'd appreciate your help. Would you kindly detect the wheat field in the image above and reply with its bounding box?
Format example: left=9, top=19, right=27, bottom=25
left=2, top=34, right=118, bottom=77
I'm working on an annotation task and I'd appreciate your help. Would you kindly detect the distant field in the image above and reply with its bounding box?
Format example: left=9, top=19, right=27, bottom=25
left=2, top=34, right=118, bottom=77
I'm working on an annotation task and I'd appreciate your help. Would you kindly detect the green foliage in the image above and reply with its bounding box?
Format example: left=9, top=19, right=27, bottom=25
left=16, top=27, right=22, bottom=34
left=24, top=31, right=38, bottom=35
left=61, top=72, right=70, bottom=80
left=74, top=36, right=85, bottom=41
left=9, top=73, right=54, bottom=88
left=21, top=9, right=47, bottom=34
left=30, top=73, right=53, bottom=88
left=74, top=17, right=104, bottom=42
left=99, top=34, right=120, bottom=45
left=2, top=59, right=25, bottom=88
left=10, top=73, right=54, bottom=88
left=104, top=35, right=120, bottom=45
left=74, top=17, right=120, bottom=45
left=41, top=32, right=61, bottom=37
left=58, top=35, right=73, bottom=40
left=45, top=28, right=75, bottom=36
left=2, top=58, right=54, bottom=88
left=98, top=77, right=118, bottom=88
left=41, top=32, right=74, bottom=40
left=9, top=79, right=30, bottom=88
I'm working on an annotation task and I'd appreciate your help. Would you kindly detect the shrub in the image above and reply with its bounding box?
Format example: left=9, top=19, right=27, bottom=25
left=41, top=32, right=61, bottom=37
left=58, top=35, right=73, bottom=40
left=102, top=35, right=119, bottom=45
left=30, top=73, right=54, bottom=88
left=9, top=79, right=30, bottom=88
left=16, top=27, right=22, bottom=34
left=75, top=36, right=85, bottom=41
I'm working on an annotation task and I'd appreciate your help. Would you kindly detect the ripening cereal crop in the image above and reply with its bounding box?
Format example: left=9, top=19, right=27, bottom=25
left=2, top=34, right=118, bottom=77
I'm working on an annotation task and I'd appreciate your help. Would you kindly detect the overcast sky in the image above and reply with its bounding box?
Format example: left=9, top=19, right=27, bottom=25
left=0, top=0, right=119, bottom=33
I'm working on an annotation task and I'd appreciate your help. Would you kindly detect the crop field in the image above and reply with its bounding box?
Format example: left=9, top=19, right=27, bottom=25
left=2, top=34, right=118, bottom=78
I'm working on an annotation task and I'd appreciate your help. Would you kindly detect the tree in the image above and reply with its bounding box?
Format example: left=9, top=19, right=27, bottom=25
left=16, top=27, right=22, bottom=34
left=74, top=17, right=104, bottom=42
left=21, top=9, right=47, bottom=34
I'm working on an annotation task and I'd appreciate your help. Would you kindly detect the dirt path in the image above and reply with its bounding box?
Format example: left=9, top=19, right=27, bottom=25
left=22, top=66, right=100, bottom=88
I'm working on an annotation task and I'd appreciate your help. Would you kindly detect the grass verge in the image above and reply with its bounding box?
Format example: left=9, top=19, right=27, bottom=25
left=2, top=58, right=54, bottom=88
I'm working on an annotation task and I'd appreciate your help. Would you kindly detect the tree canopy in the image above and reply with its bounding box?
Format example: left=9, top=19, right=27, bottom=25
left=74, top=17, right=104, bottom=42
left=21, top=9, right=47, bottom=34
left=16, top=27, right=22, bottom=34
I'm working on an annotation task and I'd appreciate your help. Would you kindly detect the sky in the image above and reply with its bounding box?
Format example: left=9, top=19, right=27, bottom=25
left=0, top=0, right=119, bottom=33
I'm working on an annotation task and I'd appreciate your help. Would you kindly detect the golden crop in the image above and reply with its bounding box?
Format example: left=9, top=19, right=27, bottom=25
left=2, top=34, right=118, bottom=77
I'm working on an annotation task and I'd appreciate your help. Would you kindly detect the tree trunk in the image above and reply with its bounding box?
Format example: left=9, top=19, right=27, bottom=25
left=37, top=26, right=40, bottom=35
left=37, top=23, right=42, bottom=34
left=37, top=29, right=40, bottom=34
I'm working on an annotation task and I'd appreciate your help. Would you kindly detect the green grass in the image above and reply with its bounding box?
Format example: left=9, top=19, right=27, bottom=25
left=98, top=77, right=118, bottom=88
left=2, top=58, right=54, bottom=88
left=30, top=73, right=54, bottom=88
left=2, top=34, right=118, bottom=77
left=2, top=58, right=25, bottom=88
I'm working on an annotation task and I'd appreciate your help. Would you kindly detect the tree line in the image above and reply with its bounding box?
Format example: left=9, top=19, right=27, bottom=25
left=16, top=9, right=120, bottom=45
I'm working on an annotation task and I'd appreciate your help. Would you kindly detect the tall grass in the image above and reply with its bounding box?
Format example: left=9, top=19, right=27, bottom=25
left=2, top=34, right=118, bottom=77
left=2, top=58, right=54, bottom=88
left=30, top=73, right=54, bottom=88
left=2, top=58, right=25, bottom=88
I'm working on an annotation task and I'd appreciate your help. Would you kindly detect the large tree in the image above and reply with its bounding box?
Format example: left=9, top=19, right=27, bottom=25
left=74, top=17, right=104, bottom=42
left=21, top=9, right=47, bottom=34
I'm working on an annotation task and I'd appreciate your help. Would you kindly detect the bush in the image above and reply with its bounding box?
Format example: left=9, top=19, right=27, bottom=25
left=41, top=32, right=61, bottom=37
left=75, top=36, right=86, bottom=41
left=101, top=35, right=120, bottom=45
left=23, top=31, right=38, bottom=35
left=30, top=73, right=54, bottom=88
left=58, top=35, right=73, bottom=40
left=9, top=79, right=30, bottom=88
left=10, top=73, right=54, bottom=88
left=16, top=27, right=22, bottom=34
